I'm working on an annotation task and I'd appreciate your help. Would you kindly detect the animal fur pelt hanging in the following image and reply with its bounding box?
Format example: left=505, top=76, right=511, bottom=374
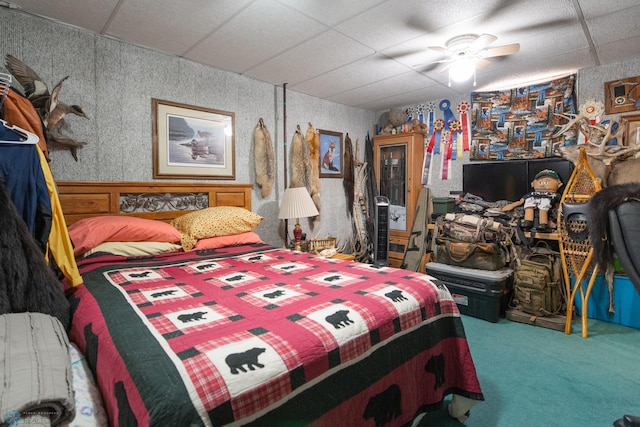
left=305, top=123, right=321, bottom=212
left=291, top=124, right=319, bottom=215
left=0, top=179, right=70, bottom=329
left=253, top=118, right=275, bottom=198
left=343, top=133, right=354, bottom=214
left=587, top=183, right=640, bottom=272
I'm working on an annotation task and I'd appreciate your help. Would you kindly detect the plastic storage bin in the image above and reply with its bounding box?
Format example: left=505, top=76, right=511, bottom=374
left=426, top=262, right=513, bottom=322
left=432, top=197, right=456, bottom=218
left=573, top=274, right=640, bottom=329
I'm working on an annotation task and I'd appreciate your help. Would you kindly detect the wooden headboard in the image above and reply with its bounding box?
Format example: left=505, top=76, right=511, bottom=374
left=57, top=181, right=253, bottom=225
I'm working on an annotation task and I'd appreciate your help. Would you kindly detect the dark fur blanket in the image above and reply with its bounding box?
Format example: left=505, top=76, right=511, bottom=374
left=0, top=179, right=70, bottom=329
left=587, top=182, right=640, bottom=271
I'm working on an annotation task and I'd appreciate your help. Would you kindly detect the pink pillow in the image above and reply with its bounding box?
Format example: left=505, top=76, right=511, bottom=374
left=68, top=216, right=181, bottom=257
left=192, top=231, right=264, bottom=250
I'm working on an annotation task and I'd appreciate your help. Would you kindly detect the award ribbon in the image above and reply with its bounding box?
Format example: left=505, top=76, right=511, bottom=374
left=431, top=119, right=444, bottom=154
left=457, top=101, right=471, bottom=151
left=441, top=130, right=452, bottom=180
left=449, top=119, right=462, bottom=160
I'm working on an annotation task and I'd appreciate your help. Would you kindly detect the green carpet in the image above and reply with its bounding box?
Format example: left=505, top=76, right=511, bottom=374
left=417, top=315, right=640, bottom=427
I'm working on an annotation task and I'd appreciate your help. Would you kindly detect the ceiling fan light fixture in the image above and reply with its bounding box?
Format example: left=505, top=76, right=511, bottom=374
left=449, top=57, right=475, bottom=82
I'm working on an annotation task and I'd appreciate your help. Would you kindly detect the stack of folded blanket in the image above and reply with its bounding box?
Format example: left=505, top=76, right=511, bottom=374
left=0, top=312, right=75, bottom=426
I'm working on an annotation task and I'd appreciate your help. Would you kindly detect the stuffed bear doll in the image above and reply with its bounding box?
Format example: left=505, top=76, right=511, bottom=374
left=501, top=169, right=563, bottom=232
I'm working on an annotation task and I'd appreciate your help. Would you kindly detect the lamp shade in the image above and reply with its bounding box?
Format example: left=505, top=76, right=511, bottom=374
left=278, top=187, right=319, bottom=220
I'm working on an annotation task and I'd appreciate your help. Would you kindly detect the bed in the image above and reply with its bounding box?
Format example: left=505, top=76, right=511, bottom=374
left=57, top=181, right=484, bottom=427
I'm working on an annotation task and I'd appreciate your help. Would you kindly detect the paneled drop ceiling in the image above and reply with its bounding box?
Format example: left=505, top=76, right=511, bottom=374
left=4, top=0, right=640, bottom=111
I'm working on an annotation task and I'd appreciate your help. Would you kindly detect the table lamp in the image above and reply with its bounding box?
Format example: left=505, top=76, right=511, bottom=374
left=278, top=186, right=319, bottom=251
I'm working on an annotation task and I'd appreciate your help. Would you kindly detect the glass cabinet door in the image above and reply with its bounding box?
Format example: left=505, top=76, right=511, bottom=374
left=378, top=143, right=407, bottom=231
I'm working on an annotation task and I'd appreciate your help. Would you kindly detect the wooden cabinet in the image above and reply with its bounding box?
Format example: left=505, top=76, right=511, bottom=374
left=373, top=132, right=426, bottom=268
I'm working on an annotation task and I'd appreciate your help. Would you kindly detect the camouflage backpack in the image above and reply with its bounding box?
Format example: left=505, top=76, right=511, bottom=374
left=512, top=243, right=565, bottom=316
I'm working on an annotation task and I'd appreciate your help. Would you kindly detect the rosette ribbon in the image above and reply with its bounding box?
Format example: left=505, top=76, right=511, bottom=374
left=449, top=119, right=462, bottom=160
left=441, top=130, right=452, bottom=180
left=417, top=104, right=425, bottom=124
left=429, top=119, right=444, bottom=155
left=457, top=101, right=471, bottom=151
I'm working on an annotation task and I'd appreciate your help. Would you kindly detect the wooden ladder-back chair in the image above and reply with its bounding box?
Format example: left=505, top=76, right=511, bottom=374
left=557, top=147, right=602, bottom=338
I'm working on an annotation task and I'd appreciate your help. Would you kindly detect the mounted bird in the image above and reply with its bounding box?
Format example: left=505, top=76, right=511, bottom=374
left=4, top=54, right=89, bottom=161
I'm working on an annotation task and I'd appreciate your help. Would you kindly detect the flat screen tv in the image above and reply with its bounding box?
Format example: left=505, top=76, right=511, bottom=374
left=463, top=158, right=574, bottom=203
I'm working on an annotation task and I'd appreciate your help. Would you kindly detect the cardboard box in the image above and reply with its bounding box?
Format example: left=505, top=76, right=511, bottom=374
left=574, top=274, right=640, bottom=329
left=426, top=262, right=513, bottom=322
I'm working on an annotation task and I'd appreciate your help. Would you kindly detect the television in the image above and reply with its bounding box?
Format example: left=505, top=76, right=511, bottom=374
left=463, top=158, right=574, bottom=203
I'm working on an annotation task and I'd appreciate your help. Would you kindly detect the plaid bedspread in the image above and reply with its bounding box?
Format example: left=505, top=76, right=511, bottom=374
left=66, top=244, right=483, bottom=426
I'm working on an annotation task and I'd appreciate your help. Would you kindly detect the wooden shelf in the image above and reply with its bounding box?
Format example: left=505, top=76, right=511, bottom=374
left=523, top=230, right=559, bottom=241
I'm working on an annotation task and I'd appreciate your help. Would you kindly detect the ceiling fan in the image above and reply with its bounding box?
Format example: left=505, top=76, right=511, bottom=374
left=422, top=33, right=520, bottom=84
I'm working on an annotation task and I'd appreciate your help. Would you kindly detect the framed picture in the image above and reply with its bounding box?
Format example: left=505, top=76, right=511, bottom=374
left=152, top=99, right=235, bottom=179
left=623, top=114, right=640, bottom=146
left=318, top=129, right=343, bottom=178
left=604, top=76, right=640, bottom=115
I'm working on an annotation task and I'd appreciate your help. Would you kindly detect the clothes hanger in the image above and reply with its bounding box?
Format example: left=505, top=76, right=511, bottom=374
left=0, top=72, right=39, bottom=145
left=0, top=119, right=40, bottom=145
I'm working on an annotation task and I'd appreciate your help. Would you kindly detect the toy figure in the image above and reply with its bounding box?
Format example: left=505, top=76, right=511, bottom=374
left=501, top=169, right=563, bottom=231
left=411, top=118, right=429, bottom=137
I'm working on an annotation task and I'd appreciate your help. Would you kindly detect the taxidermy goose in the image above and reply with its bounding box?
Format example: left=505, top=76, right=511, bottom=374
left=4, top=54, right=89, bottom=161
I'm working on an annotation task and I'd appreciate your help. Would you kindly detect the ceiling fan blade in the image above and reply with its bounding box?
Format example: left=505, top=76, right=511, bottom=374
left=473, top=58, right=493, bottom=70
left=405, top=16, right=436, bottom=34
left=469, top=33, right=497, bottom=51
left=438, top=62, right=454, bottom=74
left=480, top=43, right=520, bottom=58
left=412, top=56, right=452, bottom=69
left=388, top=47, right=433, bottom=59
left=428, top=46, right=450, bottom=54
left=415, top=62, right=444, bottom=73
left=508, top=18, right=575, bottom=35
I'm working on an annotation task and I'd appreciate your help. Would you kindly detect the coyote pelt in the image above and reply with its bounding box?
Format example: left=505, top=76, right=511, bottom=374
left=306, top=123, right=321, bottom=212
left=0, top=180, right=70, bottom=329
left=343, top=133, right=354, bottom=214
left=291, top=125, right=310, bottom=189
left=253, top=118, right=275, bottom=198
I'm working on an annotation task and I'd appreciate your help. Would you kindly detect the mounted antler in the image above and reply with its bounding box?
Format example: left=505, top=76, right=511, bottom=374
left=554, top=100, right=640, bottom=187
left=554, top=112, right=639, bottom=164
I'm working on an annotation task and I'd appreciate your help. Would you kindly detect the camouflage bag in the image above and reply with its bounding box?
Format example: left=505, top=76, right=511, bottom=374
left=512, top=245, right=564, bottom=316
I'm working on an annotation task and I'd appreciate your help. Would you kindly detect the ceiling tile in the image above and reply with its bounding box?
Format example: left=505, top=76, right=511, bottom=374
left=244, top=30, right=375, bottom=86
left=586, top=5, right=640, bottom=45
left=327, top=71, right=438, bottom=106
left=105, top=0, right=252, bottom=55
left=12, top=0, right=118, bottom=32
left=184, top=0, right=326, bottom=73
left=290, top=54, right=411, bottom=98
left=275, top=0, right=384, bottom=26
left=596, top=36, right=640, bottom=65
